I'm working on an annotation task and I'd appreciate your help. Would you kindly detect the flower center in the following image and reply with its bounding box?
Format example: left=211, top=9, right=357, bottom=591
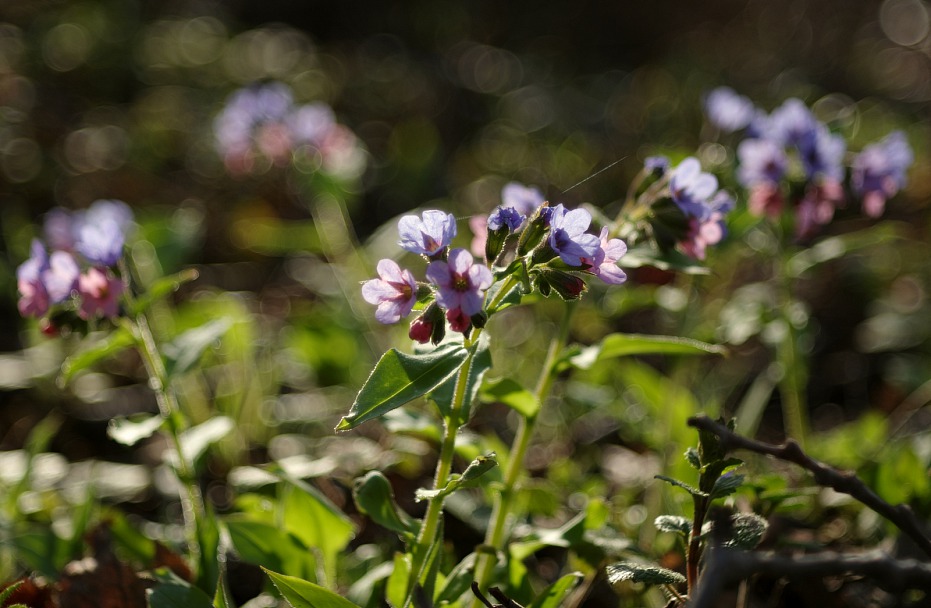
left=453, top=274, right=469, bottom=292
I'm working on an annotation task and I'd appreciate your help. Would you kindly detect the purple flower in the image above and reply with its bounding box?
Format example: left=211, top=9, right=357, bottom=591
left=426, top=248, right=493, bottom=326
left=583, top=228, right=627, bottom=285
left=801, top=125, right=846, bottom=182
left=77, top=217, right=126, bottom=267
left=547, top=204, right=601, bottom=266
left=737, top=139, right=788, bottom=187
left=288, top=102, right=336, bottom=146
left=398, top=210, right=457, bottom=256
left=43, top=208, right=78, bottom=251
left=766, top=98, right=818, bottom=149
left=17, top=240, right=50, bottom=318
left=361, top=259, right=419, bottom=324
left=679, top=193, right=733, bottom=260
left=77, top=267, right=124, bottom=320
left=670, top=157, right=719, bottom=218
left=85, top=199, right=134, bottom=232
left=501, top=182, right=545, bottom=216
left=852, top=131, right=913, bottom=218
left=42, top=251, right=80, bottom=303
left=704, top=87, right=756, bottom=132
left=487, top=206, right=524, bottom=232
left=644, top=155, right=670, bottom=174
left=795, top=181, right=844, bottom=239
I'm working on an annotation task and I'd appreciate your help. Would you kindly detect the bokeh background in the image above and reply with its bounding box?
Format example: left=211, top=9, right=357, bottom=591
left=1, top=1, right=930, bottom=605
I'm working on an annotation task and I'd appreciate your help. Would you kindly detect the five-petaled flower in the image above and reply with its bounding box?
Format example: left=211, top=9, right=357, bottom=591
left=398, top=210, right=457, bottom=257
left=852, top=131, right=913, bottom=218
left=426, top=248, right=493, bottom=332
left=362, top=259, right=419, bottom=324
left=670, top=157, right=720, bottom=219
left=78, top=268, right=124, bottom=320
left=583, top=228, right=628, bottom=285
left=547, top=204, right=601, bottom=266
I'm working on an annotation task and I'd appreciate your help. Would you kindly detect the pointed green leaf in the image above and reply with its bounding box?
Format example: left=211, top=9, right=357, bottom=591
left=59, top=327, right=136, bottom=385
left=479, top=377, right=539, bottom=419
left=163, top=318, right=233, bottom=377
left=264, top=569, right=362, bottom=608
left=0, top=581, right=24, bottom=606
left=528, top=572, right=583, bottom=608
left=429, top=337, right=492, bottom=422
left=434, top=552, right=476, bottom=604
left=353, top=471, right=419, bottom=537
left=337, top=343, right=468, bottom=431
left=654, top=515, right=692, bottom=536
left=415, top=453, right=498, bottom=501
left=277, top=473, right=356, bottom=559
left=107, top=414, right=165, bottom=446
left=129, top=268, right=200, bottom=315
left=226, top=520, right=317, bottom=582
left=149, top=568, right=214, bottom=608
left=654, top=475, right=708, bottom=497
left=569, top=333, right=726, bottom=370
left=710, top=473, right=745, bottom=499
left=606, top=562, right=685, bottom=587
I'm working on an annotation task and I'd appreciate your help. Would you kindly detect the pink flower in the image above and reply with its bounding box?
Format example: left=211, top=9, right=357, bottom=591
left=583, top=228, right=627, bottom=284
left=77, top=267, right=124, bottom=319
left=361, top=259, right=419, bottom=324
left=426, top=248, right=493, bottom=332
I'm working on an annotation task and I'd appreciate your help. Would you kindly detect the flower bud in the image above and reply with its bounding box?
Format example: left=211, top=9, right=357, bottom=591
left=535, top=268, right=587, bottom=300
left=517, top=202, right=551, bottom=256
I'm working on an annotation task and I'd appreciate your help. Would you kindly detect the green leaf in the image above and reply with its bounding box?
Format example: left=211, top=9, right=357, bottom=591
left=353, top=471, right=419, bottom=537
left=0, top=581, right=24, bottom=605
left=606, top=562, right=685, bottom=587
left=107, top=414, right=164, bottom=446
left=653, top=515, right=692, bottom=536
left=710, top=473, right=745, bottom=499
left=149, top=568, right=214, bottom=608
left=729, top=513, right=768, bottom=549
left=479, top=377, right=539, bottom=419
left=620, top=245, right=710, bottom=275
left=787, top=223, right=901, bottom=278
left=129, top=268, right=200, bottom=315
left=264, top=569, right=362, bottom=608
left=434, top=552, right=476, bottom=605
left=528, top=572, right=583, bottom=608
left=163, top=318, right=233, bottom=377
left=226, top=519, right=317, bottom=582
left=178, top=416, right=235, bottom=464
left=414, top=453, right=498, bottom=501
left=429, top=337, right=492, bottom=422
left=58, top=327, right=136, bottom=385
left=655, top=475, right=707, bottom=497
left=684, top=447, right=701, bottom=469
left=337, top=343, right=469, bottom=431
left=569, top=333, right=727, bottom=370
left=385, top=553, right=411, bottom=608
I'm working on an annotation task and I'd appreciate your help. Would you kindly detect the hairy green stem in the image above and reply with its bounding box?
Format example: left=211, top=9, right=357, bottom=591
left=773, top=249, right=809, bottom=448
left=473, top=302, right=575, bottom=592
left=402, top=276, right=519, bottom=607
left=120, top=259, right=206, bottom=571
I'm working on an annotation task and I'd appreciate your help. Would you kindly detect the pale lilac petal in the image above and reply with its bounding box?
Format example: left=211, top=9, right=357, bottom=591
left=425, top=260, right=452, bottom=287
left=447, top=248, right=473, bottom=275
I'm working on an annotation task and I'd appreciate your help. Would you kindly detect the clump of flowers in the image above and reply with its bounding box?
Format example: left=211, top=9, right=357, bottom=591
left=620, top=156, right=736, bottom=262
left=16, top=199, right=133, bottom=331
left=213, top=81, right=365, bottom=179
left=704, top=87, right=914, bottom=238
left=362, top=187, right=628, bottom=341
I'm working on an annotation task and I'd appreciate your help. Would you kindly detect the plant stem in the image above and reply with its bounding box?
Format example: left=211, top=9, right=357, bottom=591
left=773, top=248, right=809, bottom=448
left=120, top=260, right=206, bottom=570
left=403, top=276, right=520, bottom=607
left=473, top=302, right=575, bottom=592
left=686, top=494, right=709, bottom=595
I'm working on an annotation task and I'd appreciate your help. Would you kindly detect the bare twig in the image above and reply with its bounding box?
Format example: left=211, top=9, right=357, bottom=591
left=687, top=415, right=931, bottom=560
left=691, top=547, right=931, bottom=608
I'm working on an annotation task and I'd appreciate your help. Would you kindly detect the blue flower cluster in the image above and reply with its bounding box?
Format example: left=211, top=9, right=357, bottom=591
left=705, top=87, right=914, bottom=238
left=362, top=183, right=627, bottom=342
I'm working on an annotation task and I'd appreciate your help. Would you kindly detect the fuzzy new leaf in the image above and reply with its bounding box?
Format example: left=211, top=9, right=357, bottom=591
left=415, top=453, right=498, bottom=501
left=654, top=515, right=692, bottom=536
left=655, top=475, right=708, bottom=497
left=606, top=562, right=686, bottom=587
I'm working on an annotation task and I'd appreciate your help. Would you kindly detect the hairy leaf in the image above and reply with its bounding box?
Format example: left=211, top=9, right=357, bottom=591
left=654, top=515, right=692, bottom=536
left=606, top=562, right=685, bottom=587
left=337, top=343, right=468, bottom=431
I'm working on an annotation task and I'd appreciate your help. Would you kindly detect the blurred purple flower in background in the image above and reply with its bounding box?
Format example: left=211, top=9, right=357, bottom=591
left=680, top=191, right=734, bottom=260
left=487, top=206, right=524, bottom=232
left=42, top=251, right=80, bottom=304
left=644, top=155, right=670, bottom=174
left=17, top=240, right=50, bottom=318
left=77, top=268, right=124, bottom=320
left=737, top=138, right=788, bottom=188
left=398, top=210, right=457, bottom=257
left=852, top=131, right=914, bottom=218
left=362, top=259, right=419, bottom=324
left=501, top=182, right=545, bottom=216
left=670, top=157, right=720, bottom=218
left=704, top=87, right=756, bottom=132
